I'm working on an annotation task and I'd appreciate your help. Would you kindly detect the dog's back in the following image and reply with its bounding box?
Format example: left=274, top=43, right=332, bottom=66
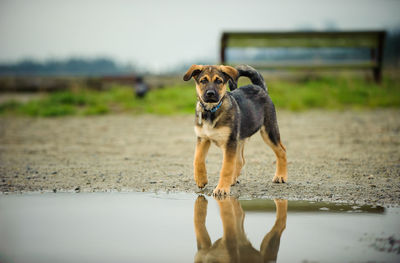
left=228, top=65, right=273, bottom=140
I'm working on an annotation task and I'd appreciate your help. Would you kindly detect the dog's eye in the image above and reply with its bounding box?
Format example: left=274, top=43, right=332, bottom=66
left=215, top=78, right=222, bottom=84
left=200, top=78, right=208, bottom=84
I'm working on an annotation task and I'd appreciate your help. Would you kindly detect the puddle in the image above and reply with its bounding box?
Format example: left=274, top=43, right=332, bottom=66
left=0, top=192, right=399, bottom=263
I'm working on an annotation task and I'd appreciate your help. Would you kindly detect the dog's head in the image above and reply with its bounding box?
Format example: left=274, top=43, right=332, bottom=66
left=183, top=65, right=238, bottom=104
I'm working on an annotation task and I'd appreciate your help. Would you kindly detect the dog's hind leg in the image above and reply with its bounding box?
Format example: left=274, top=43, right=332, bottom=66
left=194, top=137, right=211, bottom=188
left=260, top=199, right=288, bottom=262
left=232, top=140, right=245, bottom=186
left=260, top=126, right=287, bottom=183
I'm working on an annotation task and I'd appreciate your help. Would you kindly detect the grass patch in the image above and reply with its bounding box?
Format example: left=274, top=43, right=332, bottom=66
left=0, top=100, right=21, bottom=114
left=0, top=76, right=399, bottom=117
left=266, top=76, right=400, bottom=111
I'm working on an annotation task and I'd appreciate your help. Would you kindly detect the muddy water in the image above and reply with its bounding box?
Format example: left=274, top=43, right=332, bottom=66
left=0, top=192, right=399, bottom=263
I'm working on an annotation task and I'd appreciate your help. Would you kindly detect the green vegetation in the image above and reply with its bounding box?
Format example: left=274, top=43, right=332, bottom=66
left=0, top=84, right=197, bottom=117
left=266, top=76, right=400, bottom=111
left=0, top=76, right=399, bottom=117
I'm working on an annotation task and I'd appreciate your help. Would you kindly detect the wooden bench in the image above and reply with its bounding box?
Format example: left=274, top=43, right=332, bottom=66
left=220, top=31, right=386, bottom=82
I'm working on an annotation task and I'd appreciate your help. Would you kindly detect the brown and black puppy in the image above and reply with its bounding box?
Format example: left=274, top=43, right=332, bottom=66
left=183, top=65, right=287, bottom=196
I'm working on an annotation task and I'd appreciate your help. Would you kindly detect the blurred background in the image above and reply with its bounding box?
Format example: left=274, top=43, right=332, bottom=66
left=0, top=0, right=399, bottom=116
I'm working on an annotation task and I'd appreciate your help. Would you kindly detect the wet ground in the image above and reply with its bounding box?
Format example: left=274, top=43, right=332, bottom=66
left=1, top=110, right=400, bottom=206
left=0, top=192, right=399, bottom=263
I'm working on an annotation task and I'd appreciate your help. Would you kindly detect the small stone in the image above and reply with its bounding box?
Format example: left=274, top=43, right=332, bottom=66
left=368, top=175, right=374, bottom=180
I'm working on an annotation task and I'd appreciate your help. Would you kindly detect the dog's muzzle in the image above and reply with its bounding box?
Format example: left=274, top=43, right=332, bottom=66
left=203, top=89, right=219, bottom=103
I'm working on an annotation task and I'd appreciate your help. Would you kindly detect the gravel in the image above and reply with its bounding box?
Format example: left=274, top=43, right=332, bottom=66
left=0, top=110, right=399, bottom=206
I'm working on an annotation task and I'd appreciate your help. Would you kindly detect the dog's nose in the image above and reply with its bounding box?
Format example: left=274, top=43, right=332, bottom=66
left=206, top=90, right=216, bottom=97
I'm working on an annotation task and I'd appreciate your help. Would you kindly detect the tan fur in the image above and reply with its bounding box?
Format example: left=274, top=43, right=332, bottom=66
left=195, top=124, right=237, bottom=194
left=260, top=127, right=287, bottom=183
left=183, top=65, right=204, bottom=81
left=195, top=125, right=231, bottom=147
left=214, top=149, right=237, bottom=196
left=194, top=138, right=211, bottom=188
left=219, top=65, right=239, bottom=81
left=233, top=140, right=246, bottom=185
left=211, top=75, right=224, bottom=82
left=195, top=82, right=227, bottom=107
left=194, top=196, right=287, bottom=263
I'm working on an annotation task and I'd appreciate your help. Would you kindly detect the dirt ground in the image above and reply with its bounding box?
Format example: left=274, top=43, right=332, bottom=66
left=1, top=110, right=399, bottom=206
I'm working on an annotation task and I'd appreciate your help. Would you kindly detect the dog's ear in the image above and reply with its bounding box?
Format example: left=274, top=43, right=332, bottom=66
left=183, top=65, right=204, bottom=81
left=219, top=65, right=239, bottom=83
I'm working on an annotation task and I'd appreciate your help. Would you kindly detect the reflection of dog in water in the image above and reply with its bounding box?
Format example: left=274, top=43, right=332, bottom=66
left=194, top=196, right=287, bottom=263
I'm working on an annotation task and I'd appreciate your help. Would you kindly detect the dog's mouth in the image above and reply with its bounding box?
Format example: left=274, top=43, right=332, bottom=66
left=202, top=96, right=219, bottom=103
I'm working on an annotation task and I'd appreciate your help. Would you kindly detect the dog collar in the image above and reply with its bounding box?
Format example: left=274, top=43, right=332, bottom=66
left=199, top=98, right=223, bottom=113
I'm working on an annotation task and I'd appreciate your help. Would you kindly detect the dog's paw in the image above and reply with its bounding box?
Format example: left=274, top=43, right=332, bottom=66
left=195, top=178, right=208, bottom=189
left=213, top=185, right=230, bottom=196
left=272, top=175, right=287, bottom=183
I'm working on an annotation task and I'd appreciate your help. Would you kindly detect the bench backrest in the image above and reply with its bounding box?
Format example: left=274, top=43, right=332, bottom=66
left=220, top=31, right=386, bottom=82
left=221, top=31, right=385, bottom=48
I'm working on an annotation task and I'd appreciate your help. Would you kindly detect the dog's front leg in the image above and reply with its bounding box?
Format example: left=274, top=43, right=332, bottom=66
left=194, top=196, right=211, bottom=251
left=213, top=146, right=237, bottom=196
left=194, top=137, right=211, bottom=188
left=216, top=197, right=239, bottom=261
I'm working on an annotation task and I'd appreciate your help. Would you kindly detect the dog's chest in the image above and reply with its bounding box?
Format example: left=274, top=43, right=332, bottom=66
left=194, top=122, right=231, bottom=145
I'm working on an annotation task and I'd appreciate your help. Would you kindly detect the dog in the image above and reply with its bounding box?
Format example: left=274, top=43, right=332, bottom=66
left=194, top=196, right=287, bottom=263
left=183, top=65, right=287, bottom=196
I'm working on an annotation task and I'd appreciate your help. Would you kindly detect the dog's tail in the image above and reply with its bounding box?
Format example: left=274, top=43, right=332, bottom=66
left=228, top=65, right=267, bottom=92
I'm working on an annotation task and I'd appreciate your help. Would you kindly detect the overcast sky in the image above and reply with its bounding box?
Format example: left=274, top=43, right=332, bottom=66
left=1, top=0, right=400, bottom=72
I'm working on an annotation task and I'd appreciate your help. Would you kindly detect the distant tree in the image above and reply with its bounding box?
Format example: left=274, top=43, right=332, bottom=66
left=0, top=57, right=131, bottom=76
